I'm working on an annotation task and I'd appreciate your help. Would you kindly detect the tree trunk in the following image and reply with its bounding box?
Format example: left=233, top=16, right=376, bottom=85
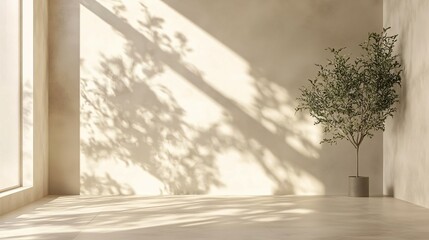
left=356, top=145, right=360, bottom=177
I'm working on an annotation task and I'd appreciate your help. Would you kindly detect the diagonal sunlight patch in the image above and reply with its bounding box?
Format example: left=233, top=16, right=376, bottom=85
left=0, top=196, right=316, bottom=239
left=80, top=0, right=324, bottom=195
left=98, top=0, right=323, bottom=158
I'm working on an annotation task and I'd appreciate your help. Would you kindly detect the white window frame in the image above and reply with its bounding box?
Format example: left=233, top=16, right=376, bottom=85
left=0, top=0, right=23, bottom=193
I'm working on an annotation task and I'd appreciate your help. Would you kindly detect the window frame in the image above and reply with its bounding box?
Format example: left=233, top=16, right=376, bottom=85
left=0, top=0, right=23, bottom=193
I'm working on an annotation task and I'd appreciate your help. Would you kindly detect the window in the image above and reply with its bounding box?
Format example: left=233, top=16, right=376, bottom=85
left=0, top=0, right=21, bottom=192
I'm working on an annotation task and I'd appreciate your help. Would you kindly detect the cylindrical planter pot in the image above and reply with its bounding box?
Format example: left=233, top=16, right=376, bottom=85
left=348, top=176, right=369, bottom=197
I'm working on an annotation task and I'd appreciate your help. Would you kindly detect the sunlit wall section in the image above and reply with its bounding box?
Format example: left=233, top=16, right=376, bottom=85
left=80, top=0, right=382, bottom=195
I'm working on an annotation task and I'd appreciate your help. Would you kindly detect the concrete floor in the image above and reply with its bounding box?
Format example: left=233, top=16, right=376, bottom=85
left=1, top=196, right=429, bottom=240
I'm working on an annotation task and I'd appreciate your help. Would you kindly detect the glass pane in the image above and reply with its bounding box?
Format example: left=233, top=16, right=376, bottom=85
left=0, top=0, right=21, bottom=191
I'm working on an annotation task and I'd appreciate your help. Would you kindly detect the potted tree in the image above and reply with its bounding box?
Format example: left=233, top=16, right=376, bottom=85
left=296, top=28, right=402, bottom=197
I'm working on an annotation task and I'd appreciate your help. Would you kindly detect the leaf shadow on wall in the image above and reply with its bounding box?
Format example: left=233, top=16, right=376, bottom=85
left=80, top=0, right=324, bottom=195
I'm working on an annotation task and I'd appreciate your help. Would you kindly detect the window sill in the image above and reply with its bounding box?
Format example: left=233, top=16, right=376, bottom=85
left=0, top=186, right=32, bottom=198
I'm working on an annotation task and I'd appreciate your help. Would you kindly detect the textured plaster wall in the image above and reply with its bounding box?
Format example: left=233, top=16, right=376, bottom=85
left=0, top=0, right=49, bottom=215
left=383, top=0, right=429, bottom=208
left=77, top=0, right=383, bottom=195
left=47, top=0, right=383, bottom=196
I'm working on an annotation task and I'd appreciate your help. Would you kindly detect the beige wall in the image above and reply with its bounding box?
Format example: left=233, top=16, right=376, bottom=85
left=77, top=0, right=383, bottom=195
left=48, top=0, right=80, bottom=194
left=383, top=0, right=429, bottom=208
left=0, top=0, right=49, bottom=215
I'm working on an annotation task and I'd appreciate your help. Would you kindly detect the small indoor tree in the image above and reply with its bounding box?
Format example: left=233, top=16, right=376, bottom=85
left=296, top=28, right=402, bottom=196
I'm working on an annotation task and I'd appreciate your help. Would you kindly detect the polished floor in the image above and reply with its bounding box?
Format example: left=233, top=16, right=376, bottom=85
left=1, top=196, right=429, bottom=239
